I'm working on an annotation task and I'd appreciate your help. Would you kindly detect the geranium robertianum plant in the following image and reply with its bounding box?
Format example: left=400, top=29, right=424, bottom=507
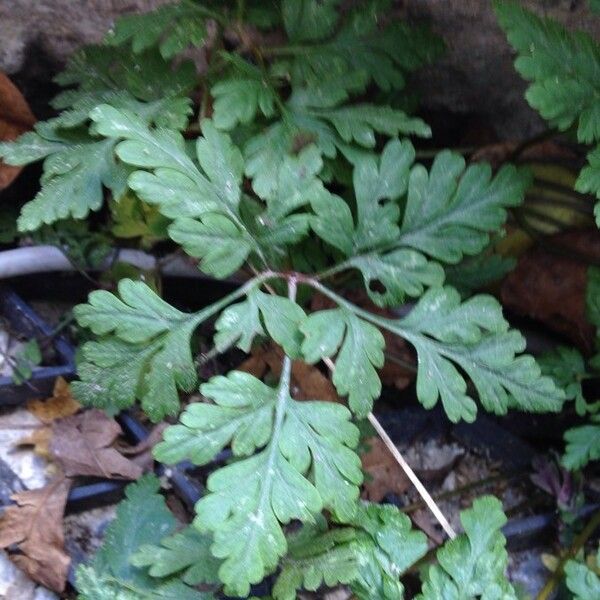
left=0, top=1, right=573, bottom=598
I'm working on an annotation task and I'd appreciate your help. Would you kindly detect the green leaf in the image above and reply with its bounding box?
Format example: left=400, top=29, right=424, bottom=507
left=213, top=291, right=265, bottom=353
left=73, top=279, right=205, bottom=420
left=90, top=107, right=274, bottom=272
left=577, top=147, right=600, bottom=203
left=538, top=346, right=596, bottom=417
left=245, top=90, right=429, bottom=199
left=211, top=55, right=277, bottom=130
left=348, top=503, right=428, bottom=600
left=52, top=46, right=195, bottom=129
left=495, top=1, right=600, bottom=145
left=106, top=1, right=211, bottom=58
left=417, top=496, right=517, bottom=600
left=392, top=287, right=564, bottom=422
left=398, top=152, right=530, bottom=264
left=444, top=252, right=516, bottom=296
left=131, top=527, right=221, bottom=586
left=282, top=0, right=341, bottom=42
left=282, top=3, right=443, bottom=91
left=169, top=215, right=254, bottom=278
left=314, top=284, right=564, bottom=422
left=301, top=308, right=384, bottom=416
left=273, top=523, right=359, bottom=600
left=273, top=503, right=428, bottom=600
left=155, top=359, right=361, bottom=596
left=213, top=288, right=306, bottom=357
left=0, top=126, right=129, bottom=232
left=76, top=475, right=211, bottom=599
left=562, top=417, right=600, bottom=470
left=565, top=555, right=600, bottom=600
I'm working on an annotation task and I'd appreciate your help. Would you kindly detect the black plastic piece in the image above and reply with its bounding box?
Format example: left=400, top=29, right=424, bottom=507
left=0, top=286, right=75, bottom=404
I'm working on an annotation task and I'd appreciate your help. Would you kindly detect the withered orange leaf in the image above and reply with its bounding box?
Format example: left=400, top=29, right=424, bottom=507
left=27, top=377, right=81, bottom=424
left=0, top=72, right=35, bottom=190
left=0, top=476, right=71, bottom=592
left=50, top=409, right=143, bottom=480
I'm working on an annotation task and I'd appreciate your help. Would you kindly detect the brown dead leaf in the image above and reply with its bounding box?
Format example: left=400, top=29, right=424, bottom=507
left=119, top=422, right=167, bottom=472
left=27, top=377, right=81, bottom=424
left=0, top=476, right=71, bottom=592
left=501, top=229, right=600, bottom=352
left=0, top=72, right=35, bottom=190
left=361, top=436, right=410, bottom=502
left=17, top=426, right=53, bottom=458
left=239, top=345, right=340, bottom=402
left=50, top=409, right=143, bottom=480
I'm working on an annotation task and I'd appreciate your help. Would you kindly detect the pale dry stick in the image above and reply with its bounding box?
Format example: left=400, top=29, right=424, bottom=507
left=322, top=355, right=457, bottom=540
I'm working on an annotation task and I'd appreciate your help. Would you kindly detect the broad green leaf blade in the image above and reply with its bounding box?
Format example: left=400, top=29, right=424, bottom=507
left=565, top=556, right=600, bottom=600
left=399, top=153, right=530, bottom=263
left=90, top=107, right=243, bottom=220
left=301, top=308, right=384, bottom=416
left=156, top=361, right=361, bottom=596
left=74, top=279, right=190, bottom=343
left=155, top=371, right=276, bottom=464
left=76, top=476, right=211, bottom=599
left=417, top=496, right=517, bottom=600
left=73, top=280, right=205, bottom=420
left=562, top=418, right=600, bottom=470
left=131, top=527, right=221, bottom=586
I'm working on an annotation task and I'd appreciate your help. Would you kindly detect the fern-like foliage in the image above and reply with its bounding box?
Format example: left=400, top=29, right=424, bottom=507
left=565, top=549, right=600, bottom=600
left=1, top=1, right=570, bottom=596
left=495, top=0, right=600, bottom=221
left=417, top=497, right=517, bottom=600
left=76, top=475, right=214, bottom=599
left=0, top=47, right=195, bottom=231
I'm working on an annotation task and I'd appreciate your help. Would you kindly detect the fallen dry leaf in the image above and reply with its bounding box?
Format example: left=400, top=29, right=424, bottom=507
left=0, top=476, right=71, bottom=592
left=501, top=229, right=600, bottom=352
left=17, top=427, right=53, bottom=459
left=239, top=345, right=340, bottom=402
left=0, top=72, right=35, bottom=190
left=50, top=409, right=143, bottom=480
left=361, top=436, right=410, bottom=502
left=118, top=422, right=168, bottom=472
left=27, top=377, right=81, bottom=424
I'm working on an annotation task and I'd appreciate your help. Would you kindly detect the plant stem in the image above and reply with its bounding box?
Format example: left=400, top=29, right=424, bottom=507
left=536, top=509, right=600, bottom=600
left=321, top=354, right=456, bottom=540
left=367, top=411, right=457, bottom=540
